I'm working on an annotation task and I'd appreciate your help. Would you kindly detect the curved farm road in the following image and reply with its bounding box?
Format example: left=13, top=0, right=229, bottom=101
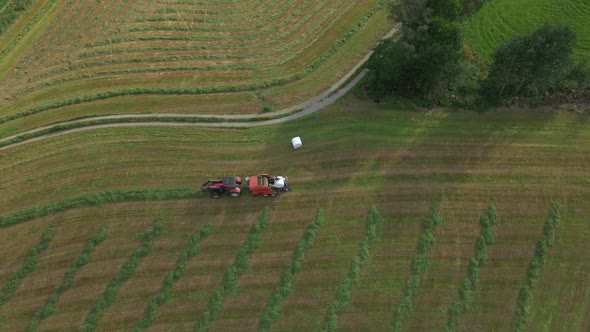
left=0, top=24, right=401, bottom=151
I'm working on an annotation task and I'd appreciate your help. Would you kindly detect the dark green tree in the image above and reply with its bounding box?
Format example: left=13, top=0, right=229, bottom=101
left=367, top=0, right=464, bottom=102
left=481, top=24, right=578, bottom=99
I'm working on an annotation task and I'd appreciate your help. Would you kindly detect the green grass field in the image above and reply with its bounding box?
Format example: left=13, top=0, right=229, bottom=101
left=0, top=94, right=589, bottom=330
left=463, top=0, right=590, bottom=62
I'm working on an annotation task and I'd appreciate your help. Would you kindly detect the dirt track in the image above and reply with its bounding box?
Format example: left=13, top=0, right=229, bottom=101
left=0, top=24, right=401, bottom=151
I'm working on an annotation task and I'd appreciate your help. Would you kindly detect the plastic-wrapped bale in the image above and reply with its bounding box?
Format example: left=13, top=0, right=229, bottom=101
left=291, top=136, right=302, bottom=149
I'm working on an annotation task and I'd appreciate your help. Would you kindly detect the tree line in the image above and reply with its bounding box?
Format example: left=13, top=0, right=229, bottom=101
left=366, top=0, right=590, bottom=107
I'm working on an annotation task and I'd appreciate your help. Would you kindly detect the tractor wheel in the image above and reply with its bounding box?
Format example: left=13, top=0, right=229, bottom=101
left=229, top=192, right=240, bottom=197
left=211, top=191, right=221, bottom=198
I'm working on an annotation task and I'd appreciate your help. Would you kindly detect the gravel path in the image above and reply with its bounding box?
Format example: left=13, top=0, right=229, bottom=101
left=0, top=24, right=401, bottom=151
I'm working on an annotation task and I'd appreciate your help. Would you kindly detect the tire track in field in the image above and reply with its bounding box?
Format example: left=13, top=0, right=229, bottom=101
left=0, top=24, right=402, bottom=152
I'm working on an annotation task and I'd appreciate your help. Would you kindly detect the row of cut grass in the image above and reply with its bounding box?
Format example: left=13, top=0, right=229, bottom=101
left=390, top=202, right=444, bottom=332
left=0, top=224, right=57, bottom=312
left=321, top=207, right=381, bottom=331
left=79, top=212, right=165, bottom=331
left=133, top=223, right=211, bottom=331
left=11, top=0, right=359, bottom=98
left=258, top=208, right=326, bottom=331
left=194, top=208, right=269, bottom=332
left=0, top=187, right=201, bottom=229
left=26, top=226, right=108, bottom=331
left=444, top=201, right=498, bottom=331
left=512, top=201, right=562, bottom=331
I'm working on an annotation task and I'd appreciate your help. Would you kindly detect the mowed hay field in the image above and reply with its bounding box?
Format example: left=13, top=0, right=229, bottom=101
left=463, top=0, right=590, bottom=62
left=0, top=0, right=389, bottom=137
left=1, top=95, right=589, bottom=331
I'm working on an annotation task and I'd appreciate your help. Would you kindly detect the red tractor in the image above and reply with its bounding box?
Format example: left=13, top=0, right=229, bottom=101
left=201, top=176, right=242, bottom=198
left=245, top=174, right=291, bottom=197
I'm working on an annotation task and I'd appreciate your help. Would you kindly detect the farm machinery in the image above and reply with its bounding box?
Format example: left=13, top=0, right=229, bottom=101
left=201, top=176, right=242, bottom=198
left=201, top=174, right=290, bottom=198
left=245, top=174, right=291, bottom=197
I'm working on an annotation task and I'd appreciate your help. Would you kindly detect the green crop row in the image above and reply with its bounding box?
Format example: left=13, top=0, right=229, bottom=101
left=0, top=223, right=57, bottom=312
left=0, top=187, right=201, bottom=229
left=0, top=0, right=58, bottom=75
left=321, top=207, right=381, bottom=332
left=194, top=208, right=269, bottom=332
left=390, top=202, right=444, bottom=332
left=258, top=208, right=326, bottom=332
left=512, top=201, right=561, bottom=332
left=0, top=0, right=33, bottom=34
left=132, top=223, right=211, bottom=331
left=444, top=201, right=498, bottom=332
left=131, top=0, right=298, bottom=32
left=26, top=226, right=108, bottom=331
left=79, top=212, right=164, bottom=332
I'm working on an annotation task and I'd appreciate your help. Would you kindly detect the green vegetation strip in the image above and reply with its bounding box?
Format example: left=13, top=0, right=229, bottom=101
left=133, top=223, right=211, bottom=331
left=321, top=207, right=381, bottom=332
left=0, top=224, right=57, bottom=311
left=194, top=208, right=269, bottom=332
left=0, top=0, right=33, bottom=34
left=0, top=187, right=202, bottom=229
left=258, top=208, right=326, bottom=331
left=390, top=202, right=444, bottom=332
left=27, top=226, right=108, bottom=331
left=444, top=201, right=498, bottom=332
left=512, top=201, right=561, bottom=332
left=79, top=213, right=165, bottom=332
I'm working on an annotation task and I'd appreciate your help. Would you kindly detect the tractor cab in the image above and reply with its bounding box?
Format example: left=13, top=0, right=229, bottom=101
left=201, top=176, right=242, bottom=198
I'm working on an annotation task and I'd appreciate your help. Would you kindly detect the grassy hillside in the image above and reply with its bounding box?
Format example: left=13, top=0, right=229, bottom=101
left=0, top=0, right=389, bottom=133
left=463, top=0, right=590, bottom=63
left=0, top=95, right=588, bottom=330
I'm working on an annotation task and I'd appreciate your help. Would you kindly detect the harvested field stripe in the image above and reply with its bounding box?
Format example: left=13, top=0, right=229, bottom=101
left=321, top=207, right=381, bottom=332
left=0, top=223, right=57, bottom=311
left=0, top=2, right=383, bottom=126
left=444, top=201, right=498, bottom=331
left=79, top=212, right=165, bottom=332
left=258, top=208, right=326, bottom=331
left=26, top=226, right=108, bottom=331
left=512, top=201, right=561, bottom=331
left=0, top=187, right=201, bottom=229
left=390, top=202, right=444, bottom=332
left=194, top=208, right=269, bottom=332
left=132, top=223, right=212, bottom=331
